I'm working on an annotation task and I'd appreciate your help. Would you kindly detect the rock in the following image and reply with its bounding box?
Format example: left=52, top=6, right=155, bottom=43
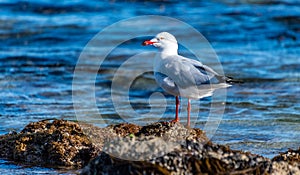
left=1, top=119, right=300, bottom=175
left=0, top=120, right=207, bottom=168
left=82, top=141, right=300, bottom=175
left=0, top=119, right=101, bottom=168
left=81, top=122, right=300, bottom=175
left=270, top=148, right=300, bottom=174
left=269, top=161, right=300, bottom=175
left=101, top=122, right=209, bottom=161
left=136, top=122, right=208, bottom=143
left=272, top=148, right=300, bottom=164
left=111, top=123, right=142, bottom=137
left=81, top=140, right=271, bottom=175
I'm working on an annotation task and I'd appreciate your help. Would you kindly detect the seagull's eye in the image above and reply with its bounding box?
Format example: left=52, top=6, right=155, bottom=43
left=157, top=37, right=164, bottom=41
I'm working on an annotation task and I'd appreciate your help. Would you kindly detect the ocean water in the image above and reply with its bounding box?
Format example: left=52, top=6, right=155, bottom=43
left=0, top=0, right=300, bottom=174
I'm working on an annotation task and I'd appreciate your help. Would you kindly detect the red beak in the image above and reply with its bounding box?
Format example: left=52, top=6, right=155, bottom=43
left=142, top=40, right=156, bottom=46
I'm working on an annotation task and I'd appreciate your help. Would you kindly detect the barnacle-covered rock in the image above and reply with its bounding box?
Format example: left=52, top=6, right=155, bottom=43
left=0, top=119, right=100, bottom=168
left=270, top=148, right=300, bottom=174
left=100, top=122, right=209, bottom=162
left=111, top=123, right=142, bottom=137
left=81, top=139, right=271, bottom=175
left=272, top=148, right=300, bottom=164
left=0, top=120, right=207, bottom=169
left=1, top=119, right=300, bottom=175
left=136, top=122, right=208, bottom=143
left=81, top=122, right=300, bottom=175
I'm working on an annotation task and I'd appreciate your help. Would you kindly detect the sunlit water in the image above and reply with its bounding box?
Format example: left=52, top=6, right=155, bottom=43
left=0, top=0, right=300, bottom=174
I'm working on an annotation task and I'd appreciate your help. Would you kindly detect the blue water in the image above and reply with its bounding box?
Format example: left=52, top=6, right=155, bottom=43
left=1, top=0, right=300, bottom=174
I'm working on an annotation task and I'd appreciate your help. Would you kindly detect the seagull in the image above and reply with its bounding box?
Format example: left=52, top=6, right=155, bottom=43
left=142, top=32, right=240, bottom=127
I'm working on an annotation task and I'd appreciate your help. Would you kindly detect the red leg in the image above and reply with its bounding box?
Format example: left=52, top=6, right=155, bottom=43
left=171, top=96, right=180, bottom=123
left=187, top=98, right=191, bottom=127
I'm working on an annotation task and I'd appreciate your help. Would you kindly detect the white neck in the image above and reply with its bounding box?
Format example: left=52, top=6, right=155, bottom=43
left=153, top=45, right=178, bottom=72
left=159, top=45, right=178, bottom=57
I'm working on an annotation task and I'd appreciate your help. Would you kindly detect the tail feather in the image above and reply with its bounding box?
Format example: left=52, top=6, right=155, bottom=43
left=215, top=75, right=243, bottom=84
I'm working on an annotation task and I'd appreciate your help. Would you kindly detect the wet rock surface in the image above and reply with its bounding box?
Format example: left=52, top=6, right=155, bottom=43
left=0, top=119, right=299, bottom=174
left=82, top=143, right=300, bottom=175
left=82, top=141, right=271, bottom=175
left=101, top=123, right=206, bottom=162
left=271, top=148, right=300, bottom=174
left=81, top=121, right=300, bottom=175
left=272, top=148, right=300, bottom=164
left=0, top=120, right=206, bottom=169
left=0, top=119, right=100, bottom=168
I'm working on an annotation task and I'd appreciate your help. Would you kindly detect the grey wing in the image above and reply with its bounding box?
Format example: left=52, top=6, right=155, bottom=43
left=182, top=58, right=219, bottom=77
left=181, top=58, right=218, bottom=85
left=183, top=58, right=242, bottom=84
left=154, top=72, right=180, bottom=96
left=154, top=70, right=231, bottom=99
left=181, top=58, right=238, bottom=84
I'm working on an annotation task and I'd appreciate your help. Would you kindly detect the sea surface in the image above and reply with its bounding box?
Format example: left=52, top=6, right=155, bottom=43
left=0, top=0, right=300, bottom=174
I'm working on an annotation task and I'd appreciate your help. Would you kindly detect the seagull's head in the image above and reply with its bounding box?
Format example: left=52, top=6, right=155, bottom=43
left=142, top=32, right=178, bottom=52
